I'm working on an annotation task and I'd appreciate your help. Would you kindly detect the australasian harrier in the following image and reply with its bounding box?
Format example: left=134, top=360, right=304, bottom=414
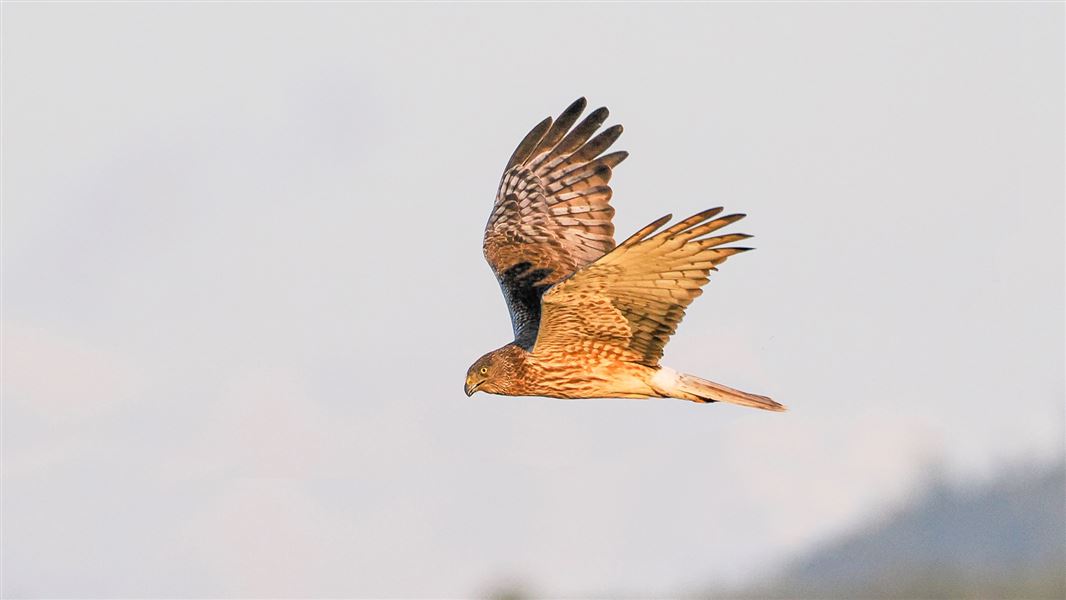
left=464, top=98, right=784, bottom=412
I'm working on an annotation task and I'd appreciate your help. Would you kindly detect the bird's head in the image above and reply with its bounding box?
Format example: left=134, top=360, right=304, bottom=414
left=464, top=346, right=521, bottom=396
left=464, top=351, right=498, bottom=396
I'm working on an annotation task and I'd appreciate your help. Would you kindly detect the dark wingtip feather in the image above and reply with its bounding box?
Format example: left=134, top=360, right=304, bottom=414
left=565, top=97, right=588, bottom=115
left=506, top=116, right=552, bottom=171
left=662, top=207, right=725, bottom=237
left=619, top=214, right=672, bottom=247
left=531, top=99, right=588, bottom=159
left=652, top=213, right=673, bottom=228
left=546, top=106, right=611, bottom=161
left=586, top=105, right=610, bottom=124
left=599, top=151, right=629, bottom=168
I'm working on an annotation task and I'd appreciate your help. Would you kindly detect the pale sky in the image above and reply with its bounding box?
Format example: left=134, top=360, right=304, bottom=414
left=3, top=2, right=1063, bottom=598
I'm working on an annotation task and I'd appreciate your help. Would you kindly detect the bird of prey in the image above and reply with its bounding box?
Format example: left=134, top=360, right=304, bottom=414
left=464, top=98, right=784, bottom=412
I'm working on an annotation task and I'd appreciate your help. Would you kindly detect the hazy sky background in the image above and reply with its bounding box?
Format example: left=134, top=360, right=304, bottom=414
left=3, top=2, right=1063, bottom=597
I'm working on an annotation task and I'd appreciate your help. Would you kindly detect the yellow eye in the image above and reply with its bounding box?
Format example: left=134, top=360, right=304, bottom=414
left=479, top=367, right=488, bottom=375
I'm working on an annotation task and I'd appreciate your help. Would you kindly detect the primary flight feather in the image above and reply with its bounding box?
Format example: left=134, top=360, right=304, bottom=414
left=466, top=97, right=784, bottom=411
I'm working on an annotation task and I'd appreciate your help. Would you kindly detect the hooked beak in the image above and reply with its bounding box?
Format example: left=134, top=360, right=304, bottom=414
left=464, top=380, right=482, bottom=397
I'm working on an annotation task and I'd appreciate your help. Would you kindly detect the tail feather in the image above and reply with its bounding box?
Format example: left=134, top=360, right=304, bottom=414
left=651, top=367, right=786, bottom=412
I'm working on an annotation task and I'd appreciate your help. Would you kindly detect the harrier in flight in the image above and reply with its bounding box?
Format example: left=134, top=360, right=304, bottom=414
left=465, top=98, right=784, bottom=412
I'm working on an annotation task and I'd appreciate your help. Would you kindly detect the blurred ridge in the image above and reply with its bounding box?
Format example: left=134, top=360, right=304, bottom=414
left=712, top=460, right=1066, bottom=599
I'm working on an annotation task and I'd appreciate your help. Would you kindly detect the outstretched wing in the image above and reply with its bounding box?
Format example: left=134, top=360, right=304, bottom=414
left=532, top=208, right=752, bottom=366
left=483, top=97, right=627, bottom=349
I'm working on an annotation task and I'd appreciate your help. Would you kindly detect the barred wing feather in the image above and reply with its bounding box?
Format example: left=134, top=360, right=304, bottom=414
left=483, top=97, right=627, bottom=349
left=533, top=208, right=753, bottom=366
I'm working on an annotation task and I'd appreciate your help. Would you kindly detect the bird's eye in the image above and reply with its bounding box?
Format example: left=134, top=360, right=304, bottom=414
left=479, top=367, right=488, bottom=375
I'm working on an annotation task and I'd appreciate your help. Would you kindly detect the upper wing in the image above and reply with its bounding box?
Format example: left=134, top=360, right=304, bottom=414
left=483, top=98, right=627, bottom=349
left=532, top=209, right=753, bottom=366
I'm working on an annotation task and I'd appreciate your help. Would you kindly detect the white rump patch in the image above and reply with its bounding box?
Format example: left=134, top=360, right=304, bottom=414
left=650, top=366, right=681, bottom=393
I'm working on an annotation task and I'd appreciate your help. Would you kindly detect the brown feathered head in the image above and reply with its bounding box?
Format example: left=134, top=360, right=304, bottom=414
left=464, top=345, right=524, bottom=396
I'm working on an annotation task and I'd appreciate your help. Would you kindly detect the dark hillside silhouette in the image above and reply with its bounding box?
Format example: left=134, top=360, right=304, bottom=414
left=720, top=461, right=1066, bottom=599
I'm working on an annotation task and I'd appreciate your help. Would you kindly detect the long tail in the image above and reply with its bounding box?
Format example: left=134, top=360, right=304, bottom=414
left=651, top=367, right=786, bottom=412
